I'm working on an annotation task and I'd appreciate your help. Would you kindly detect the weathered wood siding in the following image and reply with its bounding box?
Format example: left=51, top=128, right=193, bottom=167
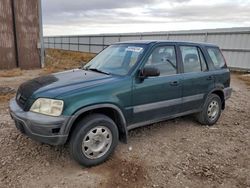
left=0, top=0, right=17, bottom=69
left=0, top=0, right=41, bottom=69
left=14, top=0, right=40, bottom=69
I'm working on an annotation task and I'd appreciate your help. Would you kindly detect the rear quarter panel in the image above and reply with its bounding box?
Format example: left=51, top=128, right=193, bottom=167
left=212, top=69, right=231, bottom=89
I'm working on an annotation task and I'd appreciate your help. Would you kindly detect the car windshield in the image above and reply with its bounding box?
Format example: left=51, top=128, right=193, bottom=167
left=84, top=44, right=146, bottom=76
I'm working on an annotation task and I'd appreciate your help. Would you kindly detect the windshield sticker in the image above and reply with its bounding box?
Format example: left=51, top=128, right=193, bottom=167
left=125, top=47, right=143, bottom=53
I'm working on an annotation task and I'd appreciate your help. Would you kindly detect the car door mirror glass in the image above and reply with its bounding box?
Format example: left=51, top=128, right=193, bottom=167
left=140, top=66, right=160, bottom=78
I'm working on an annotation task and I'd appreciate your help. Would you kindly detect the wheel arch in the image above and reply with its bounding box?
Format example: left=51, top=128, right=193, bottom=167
left=207, top=88, right=225, bottom=110
left=65, top=104, right=128, bottom=143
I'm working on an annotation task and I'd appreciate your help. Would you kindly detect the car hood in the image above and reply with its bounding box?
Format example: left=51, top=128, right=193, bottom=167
left=17, top=69, right=116, bottom=99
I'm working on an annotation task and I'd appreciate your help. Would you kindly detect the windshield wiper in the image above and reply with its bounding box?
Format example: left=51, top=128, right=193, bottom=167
left=88, top=68, right=110, bottom=75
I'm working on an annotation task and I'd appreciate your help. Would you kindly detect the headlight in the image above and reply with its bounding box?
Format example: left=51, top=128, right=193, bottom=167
left=30, top=98, right=64, bottom=116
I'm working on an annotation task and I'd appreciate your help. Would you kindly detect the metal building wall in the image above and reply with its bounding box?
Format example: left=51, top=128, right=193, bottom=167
left=0, top=0, right=17, bottom=69
left=44, top=27, right=250, bottom=70
left=0, top=0, right=42, bottom=69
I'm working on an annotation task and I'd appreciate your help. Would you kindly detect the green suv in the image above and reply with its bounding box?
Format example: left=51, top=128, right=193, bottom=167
left=9, top=40, right=232, bottom=166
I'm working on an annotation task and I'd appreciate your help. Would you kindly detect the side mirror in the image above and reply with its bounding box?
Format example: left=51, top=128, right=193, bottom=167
left=140, top=66, right=160, bottom=79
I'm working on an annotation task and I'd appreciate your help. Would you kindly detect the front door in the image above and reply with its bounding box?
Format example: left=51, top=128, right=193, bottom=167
left=131, top=45, right=182, bottom=124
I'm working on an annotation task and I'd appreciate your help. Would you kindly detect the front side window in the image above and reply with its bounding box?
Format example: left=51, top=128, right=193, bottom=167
left=84, top=44, right=145, bottom=76
left=207, top=47, right=226, bottom=69
left=180, top=46, right=207, bottom=73
left=144, top=46, right=177, bottom=76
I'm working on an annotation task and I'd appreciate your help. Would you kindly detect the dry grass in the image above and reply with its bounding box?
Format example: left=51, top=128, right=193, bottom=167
left=237, top=74, right=250, bottom=86
left=0, top=87, right=16, bottom=102
left=0, top=93, right=15, bottom=102
left=0, top=49, right=96, bottom=78
left=43, top=49, right=96, bottom=74
left=0, top=49, right=96, bottom=77
left=231, top=71, right=250, bottom=86
left=0, top=50, right=96, bottom=102
left=0, top=68, right=23, bottom=77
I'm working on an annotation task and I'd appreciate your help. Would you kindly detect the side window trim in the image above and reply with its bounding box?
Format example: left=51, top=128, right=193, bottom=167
left=197, top=47, right=209, bottom=71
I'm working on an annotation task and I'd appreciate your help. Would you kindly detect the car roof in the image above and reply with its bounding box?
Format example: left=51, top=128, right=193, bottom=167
left=116, top=40, right=218, bottom=47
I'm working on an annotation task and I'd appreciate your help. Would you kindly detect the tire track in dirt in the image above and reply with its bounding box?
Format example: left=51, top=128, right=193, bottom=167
left=89, top=155, right=148, bottom=188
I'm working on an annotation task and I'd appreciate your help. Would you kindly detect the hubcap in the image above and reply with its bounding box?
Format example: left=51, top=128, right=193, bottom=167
left=82, top=126, right=112, bottom=159
left=207, top=100, right=219, bottom=121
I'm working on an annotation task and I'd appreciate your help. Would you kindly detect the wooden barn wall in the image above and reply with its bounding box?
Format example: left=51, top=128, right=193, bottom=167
left=14, top=0, right=40, bottom=69
left=0, top=0, right=41, bottom=69
left=0, top=0, right=17, bottom=69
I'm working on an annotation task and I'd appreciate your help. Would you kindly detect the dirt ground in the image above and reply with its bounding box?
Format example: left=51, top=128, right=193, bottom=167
left=0, top=64, right=249, bottom=187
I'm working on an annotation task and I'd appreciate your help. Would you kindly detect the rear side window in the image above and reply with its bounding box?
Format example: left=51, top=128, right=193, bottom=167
left=180, top=46, right=208, bottom=73
left=207, top=47, right=226, bottom=69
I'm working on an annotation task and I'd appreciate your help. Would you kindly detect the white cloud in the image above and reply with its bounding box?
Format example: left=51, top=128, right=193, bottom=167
left=42, top=0, right=250, bottom=36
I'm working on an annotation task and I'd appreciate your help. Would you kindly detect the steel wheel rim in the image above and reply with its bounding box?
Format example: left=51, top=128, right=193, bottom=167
left=82, top=126, right=112, bottom=159
left=207, top=100, right=219, bottom=121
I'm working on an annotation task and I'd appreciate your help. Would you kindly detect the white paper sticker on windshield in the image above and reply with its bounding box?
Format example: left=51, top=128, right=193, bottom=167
left=125, top=46, right=143, bottom=53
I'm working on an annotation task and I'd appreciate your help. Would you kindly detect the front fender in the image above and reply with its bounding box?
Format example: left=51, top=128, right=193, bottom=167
left=63, top=103, right=128, bottom=143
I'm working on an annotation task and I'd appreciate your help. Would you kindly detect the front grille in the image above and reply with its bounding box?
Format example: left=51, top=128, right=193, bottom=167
left=16, top=90, right=28, bottom=110
left=19, top=95, right=27, bottom=105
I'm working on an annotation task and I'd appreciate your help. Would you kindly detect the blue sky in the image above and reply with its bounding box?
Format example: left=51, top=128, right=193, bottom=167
left=42, top=0, right=250, bottom=36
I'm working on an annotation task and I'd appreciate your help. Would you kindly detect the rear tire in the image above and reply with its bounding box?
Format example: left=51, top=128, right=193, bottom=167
left=69, top=114, right=119, bottom=166
left=196, top=94, right=222, bottom=126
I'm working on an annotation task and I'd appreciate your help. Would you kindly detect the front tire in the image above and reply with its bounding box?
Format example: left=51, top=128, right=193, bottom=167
left=196, top=94, right=222, bottom=126
left=69, top=114, right=119, bottom=166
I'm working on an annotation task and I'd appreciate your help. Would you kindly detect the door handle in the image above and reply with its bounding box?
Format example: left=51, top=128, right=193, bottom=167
left=170, top=81, right=179, bottom=86
left=206, top=76, right=214, bottom=80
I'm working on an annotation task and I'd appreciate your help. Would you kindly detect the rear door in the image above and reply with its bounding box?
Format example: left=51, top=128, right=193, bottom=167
left=178, top=45, right=215, bottom=112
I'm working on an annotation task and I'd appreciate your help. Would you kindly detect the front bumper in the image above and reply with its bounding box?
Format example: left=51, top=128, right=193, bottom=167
left=223, top=87, right=232, bottom=100
left=9, top=98, right=69, bottom=145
